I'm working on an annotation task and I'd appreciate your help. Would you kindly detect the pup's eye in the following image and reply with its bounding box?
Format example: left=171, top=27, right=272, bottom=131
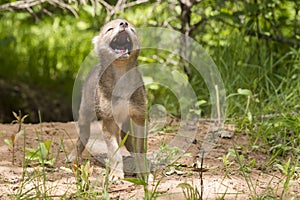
left=107, top=28, right=113, bottom=32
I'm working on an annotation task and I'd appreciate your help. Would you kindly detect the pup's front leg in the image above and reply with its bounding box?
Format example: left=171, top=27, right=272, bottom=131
left=66, top=114, right=91, bottom=163
left=122, top=116, right=150, bottom=181
left=102, top=119, right=124, bottom=181
left=131, top=121, right=152, bottom=182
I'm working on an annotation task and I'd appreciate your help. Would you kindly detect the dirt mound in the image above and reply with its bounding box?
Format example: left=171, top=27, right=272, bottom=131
left=0, top=122, right=298, bottom=199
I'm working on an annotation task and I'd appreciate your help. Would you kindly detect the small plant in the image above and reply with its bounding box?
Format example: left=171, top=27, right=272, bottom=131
left=101, top=163, right=111, bottom=200
left=125, top=145, right=192, bottom=199
left=14, top=117, right=58, bottom=199
left=152, top=142, right=181, bottom=167
left=275, top=158, right=299, bottom=199
left=4, top=111, right=28, bottom=165
left=177, top=182, right=201, bottom=200
left=228, top=148, right=257, bottom=198
left=124, top=173, right=162, bottom=200
left=190, top=99, right=207, bottom=116
left=221, top=150, right=235, bottom=177
left=25, top=140, right=55, bottom=166
left=227, top=88, right=259, bottom=131
left=72, top=160, right=94, bottom=192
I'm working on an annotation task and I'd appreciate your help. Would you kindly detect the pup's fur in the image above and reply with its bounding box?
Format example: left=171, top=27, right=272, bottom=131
left=67, top=19, right=147, bottom=180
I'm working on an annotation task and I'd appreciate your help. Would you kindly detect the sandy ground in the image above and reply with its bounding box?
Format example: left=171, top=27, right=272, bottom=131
left=0, top=121, right=299, bottom=199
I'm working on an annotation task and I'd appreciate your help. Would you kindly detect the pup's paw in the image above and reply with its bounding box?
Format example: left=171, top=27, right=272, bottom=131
left=138, top=173, right=154, bottom=184
left=109, top=171, right=125, bottom=184
left=147, top=173, right=154, bottom=183
left=65, top=151, right=77, bottom=163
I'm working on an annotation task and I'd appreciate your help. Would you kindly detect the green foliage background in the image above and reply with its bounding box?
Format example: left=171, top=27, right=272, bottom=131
left=0, top=0, right=299, bottom=122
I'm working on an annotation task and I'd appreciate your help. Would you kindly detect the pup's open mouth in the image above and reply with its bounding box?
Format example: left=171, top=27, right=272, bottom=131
left=110, top=31, right=133, bottom=57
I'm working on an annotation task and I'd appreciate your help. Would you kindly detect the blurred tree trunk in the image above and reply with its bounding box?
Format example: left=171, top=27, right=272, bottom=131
left=179, top=0, right=194, bottom=79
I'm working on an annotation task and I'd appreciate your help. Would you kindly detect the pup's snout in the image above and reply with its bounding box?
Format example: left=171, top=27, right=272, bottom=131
left=120, top=21, right=128, bottom=28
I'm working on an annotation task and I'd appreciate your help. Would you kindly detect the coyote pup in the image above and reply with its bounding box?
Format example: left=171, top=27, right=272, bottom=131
left=67, top=19, right=147, bottom=180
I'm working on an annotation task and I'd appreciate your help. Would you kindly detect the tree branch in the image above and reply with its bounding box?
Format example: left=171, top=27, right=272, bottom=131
left=0, top=0, right=78, bottom=17
left=246, top=29, right=300, bottom=47
left=217, top=17, right=300, bottom=47
left=0, top=0, right=47, bottom=11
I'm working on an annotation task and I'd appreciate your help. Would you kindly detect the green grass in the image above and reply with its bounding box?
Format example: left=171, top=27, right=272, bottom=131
left=0, top=10, right=299, bottom=121
left=0, top=12, right=96, bottom=122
